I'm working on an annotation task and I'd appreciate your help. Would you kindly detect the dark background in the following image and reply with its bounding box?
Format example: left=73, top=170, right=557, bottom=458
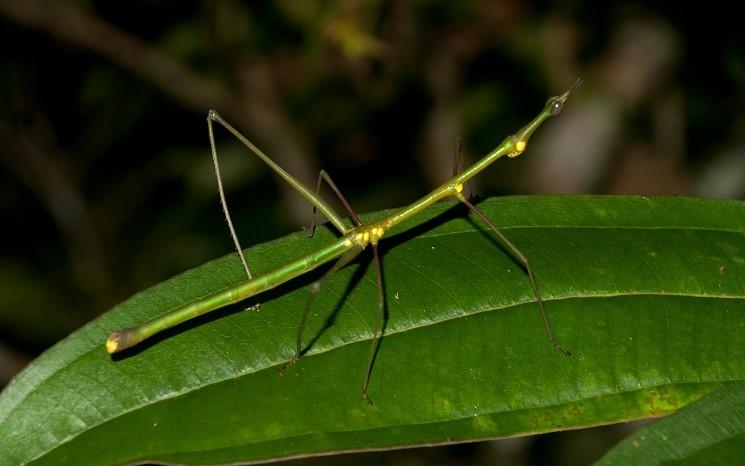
left=0, top=1, right=743, bottom=465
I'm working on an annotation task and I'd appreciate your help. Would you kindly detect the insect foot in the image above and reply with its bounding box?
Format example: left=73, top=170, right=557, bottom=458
left=278, top=353, right=300, bottom=375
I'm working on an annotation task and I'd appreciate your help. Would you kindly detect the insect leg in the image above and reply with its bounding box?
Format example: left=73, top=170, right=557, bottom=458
left=457, top=196, right=571, bottom=357
left=207, top=113, right=253, bottom=281
left=362, top=243, right=386, bottom=405
left=306, top=170, right=363, bottom=238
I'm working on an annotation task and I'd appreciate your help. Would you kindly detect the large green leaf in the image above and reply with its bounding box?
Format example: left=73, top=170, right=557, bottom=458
left=1, top=196, right=744, bottom=465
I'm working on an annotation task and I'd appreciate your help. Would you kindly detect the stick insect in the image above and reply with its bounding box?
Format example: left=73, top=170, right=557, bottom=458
left=107, top=79, right=581, bottom=403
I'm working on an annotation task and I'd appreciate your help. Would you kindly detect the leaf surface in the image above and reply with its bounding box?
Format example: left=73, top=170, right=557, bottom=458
left=1, top=196, right=744, bottom=465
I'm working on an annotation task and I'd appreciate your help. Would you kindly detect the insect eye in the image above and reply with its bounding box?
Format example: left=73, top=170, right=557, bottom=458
left=548, top=98, right=564, bottom=116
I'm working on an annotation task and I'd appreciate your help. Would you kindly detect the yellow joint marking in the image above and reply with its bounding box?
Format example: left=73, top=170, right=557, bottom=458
left=455, top=183, right=463, bottom=193
left=352, top=225, right=387, bottom=248
left=507, top=139, right=528, bottom=158
left=508, top=136, right=526, bottom=158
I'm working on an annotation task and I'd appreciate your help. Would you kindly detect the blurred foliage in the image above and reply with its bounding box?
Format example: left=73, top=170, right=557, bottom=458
left=0, top=1, right=743, bottom=465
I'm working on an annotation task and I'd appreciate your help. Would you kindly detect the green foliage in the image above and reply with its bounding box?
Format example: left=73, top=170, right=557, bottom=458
left=597, top=381, right=745, bottom=465
left=1, top=196, right=743, bottom=465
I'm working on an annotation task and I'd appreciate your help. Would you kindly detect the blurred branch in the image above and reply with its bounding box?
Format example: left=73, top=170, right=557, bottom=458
left=0, top=0, right=319, bottom=225
left=0, top=119, right=112, bottom=312
left=0, top=0, right=234, bottom=113
left=419, top=18, right=505, bottom=188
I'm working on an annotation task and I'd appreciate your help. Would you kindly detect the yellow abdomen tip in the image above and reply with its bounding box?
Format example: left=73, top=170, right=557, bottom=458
left=105, top=334, right=120, bottom=354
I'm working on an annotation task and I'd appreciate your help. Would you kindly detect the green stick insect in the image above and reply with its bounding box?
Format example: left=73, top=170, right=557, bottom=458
left=107, top=79, right=582, bottom=403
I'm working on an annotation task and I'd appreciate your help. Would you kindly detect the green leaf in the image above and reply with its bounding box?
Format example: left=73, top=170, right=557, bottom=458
left=1, top=196, right=744, bottom=465
left=595, top=381, right=745, bottom=465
